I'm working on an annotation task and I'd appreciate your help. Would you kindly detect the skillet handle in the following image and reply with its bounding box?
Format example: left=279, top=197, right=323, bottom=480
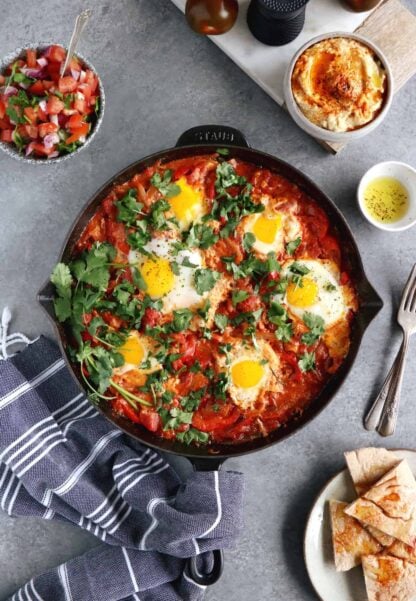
left=37, top=279, right=57, bottom=321
left=184, top=457, right=225, bottom=586
left=176, top=125, right=250, bottom=148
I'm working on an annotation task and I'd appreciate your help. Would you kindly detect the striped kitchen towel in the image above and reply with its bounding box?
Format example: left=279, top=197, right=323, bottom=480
left=0, top=335, right=244, bottom=601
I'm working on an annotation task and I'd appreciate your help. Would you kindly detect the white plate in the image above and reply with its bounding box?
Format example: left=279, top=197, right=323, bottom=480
left=304, top=449, right=416, bottom=601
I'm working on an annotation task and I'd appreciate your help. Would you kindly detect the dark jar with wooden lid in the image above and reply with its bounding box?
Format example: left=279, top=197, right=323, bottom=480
left=342, top=0, right=381, bottom=11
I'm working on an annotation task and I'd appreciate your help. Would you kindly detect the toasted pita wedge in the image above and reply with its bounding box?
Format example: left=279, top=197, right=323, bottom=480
left=388, top=539, right=416, bottom=564
left=345, top=460, right=416, bottom=546
left=367, top=525, right=396, bottom=548
left=344, top=447, right=399, bottom=547
left=345, top=447, right=400, bottom=496
left=362, top=554, right=416, bottom=601
left=329, top=500, right=382, bottom=571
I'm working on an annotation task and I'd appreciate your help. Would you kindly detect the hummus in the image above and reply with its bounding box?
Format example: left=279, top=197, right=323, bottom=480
left=291, top=37, right=387, bottom=132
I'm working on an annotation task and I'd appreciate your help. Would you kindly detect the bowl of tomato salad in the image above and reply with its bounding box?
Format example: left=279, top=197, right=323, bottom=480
left=0, top=43, right=104, bottom=163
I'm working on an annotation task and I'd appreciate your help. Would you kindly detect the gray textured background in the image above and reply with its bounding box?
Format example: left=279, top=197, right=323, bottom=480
left=1, top=1, right=416, bottom=599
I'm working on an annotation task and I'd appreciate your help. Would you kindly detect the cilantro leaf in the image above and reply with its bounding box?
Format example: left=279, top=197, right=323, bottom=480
left=181, top=256, right=198, bottom=268
left=324, top=282, right=337, bottom=292
left=243, top=232, right=256, bottom=253
left=194, top=268, right=220, bottom=295
left=266, top=252, right=281, bottom=273
left=298, top=351, right=316, bottom=372
left=71, top=243, right=115, bottom=291
left=214, top=313, right=228, bottom=332
left=301, top=312, right=325, bottom=346
left=53, top=297, right=72, bottom=322
left=151, top=169, right=180, bottom=199
left=268, top=301, right=293, bottom=343
left=13, top=71, right=34, bottom=86
left=185, top=223, right=218, bottom=249
left=116, top=189, right=143, bottom=227
left=172, top=308, right=193, bottom=332
left=289, top=261, right=310, bottom=287
left=215, top=162, right=246, bottom=191
left=176, top=428, right=209, bottom=445
left=197, top=299, right=211, bottom=321
left=148, top=198, right=171, bottom=230
left=51, top=263, right=73, bottom=298
left=161, top=407, right=194, bottom=430
left=276, top=322, right=293, bottom=342
left=232, top=290, right=249, bottom=306
left=216, top=148, right=230, bottom=156
left=51, top=263, right=74, bottom=323
left=286, top=237, right=302, bottom=256
left=127, top=223, right=150, bottom=251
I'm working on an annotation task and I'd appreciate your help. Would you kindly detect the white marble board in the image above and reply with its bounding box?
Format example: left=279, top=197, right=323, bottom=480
left=169, top=0, right=374, bottom=108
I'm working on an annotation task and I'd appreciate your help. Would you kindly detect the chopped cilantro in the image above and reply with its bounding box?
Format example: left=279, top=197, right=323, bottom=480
left=194, top=268, right=220, bottom=295
left=185, top=223, right=218, bottom=249
left=214, top=313, right=228, bottom=332
left=150, top=169, right=180, bottom=199
left=242, top=232, right=256, bottom=253
left=301, top=313, right=325, bottom=346
left=176, top=428, right=209, bottom=445
left=298, top=351, right=316, bottom=372
left=171, top=308, right=193, bottom=332
left=116, top=189, right=143, bottom=227
left=231, top=290, right=249, bottom=306
left=286, top=237, right=302, bottom=256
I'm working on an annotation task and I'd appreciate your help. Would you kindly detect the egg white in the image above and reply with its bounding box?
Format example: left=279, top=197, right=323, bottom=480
left=129, top=238, right=205, bottom=314
left=114, top=331, right=161, bottom=376
left=242, top=197, right=301, bottom=256
left=281, top=259, right=347, bottom=327
left=218, top=340, right=281, bottom=410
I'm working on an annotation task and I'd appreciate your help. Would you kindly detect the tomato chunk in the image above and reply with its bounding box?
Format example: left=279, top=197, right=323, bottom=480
left=39, top=122, right=58, bottom=138
left=58, top=76, right=78, bottom=94
left=139, top=410, right=161, bottom=433
left=67, top=113, right=84, bottom=130
left=26, top=49, right=37, bottom=68
left=46, top=45, right=66, bottom=63
left=25, top=124, right=39, bottom=139
left=46, top=96, right=65, bottom=115
left=1, top=130, right=12, bottom=142
left=28, top=80, right=44, bottom=95
left=192, top=402, right=240, bottom=432
left=65, top=122, right=89, bottom=144
left=23, top=106, right=38, bottom=123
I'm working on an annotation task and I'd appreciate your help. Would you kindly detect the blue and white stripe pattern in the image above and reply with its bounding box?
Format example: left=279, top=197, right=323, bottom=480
left=0, top=336, right=244, bottom=601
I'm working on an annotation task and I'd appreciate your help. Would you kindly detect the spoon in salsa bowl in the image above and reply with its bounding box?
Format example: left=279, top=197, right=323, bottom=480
left=60, top=9, right=92, bottom=76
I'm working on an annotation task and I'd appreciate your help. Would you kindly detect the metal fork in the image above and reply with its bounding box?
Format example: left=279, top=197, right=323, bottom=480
left=364, top=263, right=416, bottom=436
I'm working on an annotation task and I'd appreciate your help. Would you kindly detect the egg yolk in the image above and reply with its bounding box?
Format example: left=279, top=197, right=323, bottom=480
left=287, top=277, right=319, bottom=308
left=231, top=360, right=265, bottom=389
left=140, top=257, right=174, bottom=297
left=252, top=213, right=283, bottom=244
left=169, top=177, right=204, bottom=227
left=119, top=335, right=145, bottom=365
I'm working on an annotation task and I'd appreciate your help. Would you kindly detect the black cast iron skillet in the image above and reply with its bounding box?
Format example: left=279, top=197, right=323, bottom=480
left=38, top=125, right=383, bottom=586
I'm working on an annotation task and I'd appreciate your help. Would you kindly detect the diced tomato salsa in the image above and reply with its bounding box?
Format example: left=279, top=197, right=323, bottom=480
left=0, top=45, right=100, bottom=159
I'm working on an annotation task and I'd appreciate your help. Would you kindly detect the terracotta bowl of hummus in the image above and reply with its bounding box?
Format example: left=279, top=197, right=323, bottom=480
left=284, top=32, right=393, bottom=143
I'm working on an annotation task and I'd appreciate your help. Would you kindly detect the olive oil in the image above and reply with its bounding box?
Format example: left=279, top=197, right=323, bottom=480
left=363, top=176, right=410, bottom=224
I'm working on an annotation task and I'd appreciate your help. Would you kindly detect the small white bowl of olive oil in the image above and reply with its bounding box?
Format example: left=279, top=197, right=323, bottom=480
left=357, top=161, right=416, bottom=232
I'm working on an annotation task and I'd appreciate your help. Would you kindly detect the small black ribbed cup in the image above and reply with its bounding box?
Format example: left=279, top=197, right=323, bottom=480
left=247, top=0, right=310, bottom=46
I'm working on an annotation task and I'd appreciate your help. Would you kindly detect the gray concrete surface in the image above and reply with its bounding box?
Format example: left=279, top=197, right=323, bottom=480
left=1, top=1, right=416, bottom=599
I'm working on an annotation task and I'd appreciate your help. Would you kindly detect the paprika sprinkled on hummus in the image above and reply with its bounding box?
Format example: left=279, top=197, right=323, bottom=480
left=291, top=37, right=387, bottom=133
